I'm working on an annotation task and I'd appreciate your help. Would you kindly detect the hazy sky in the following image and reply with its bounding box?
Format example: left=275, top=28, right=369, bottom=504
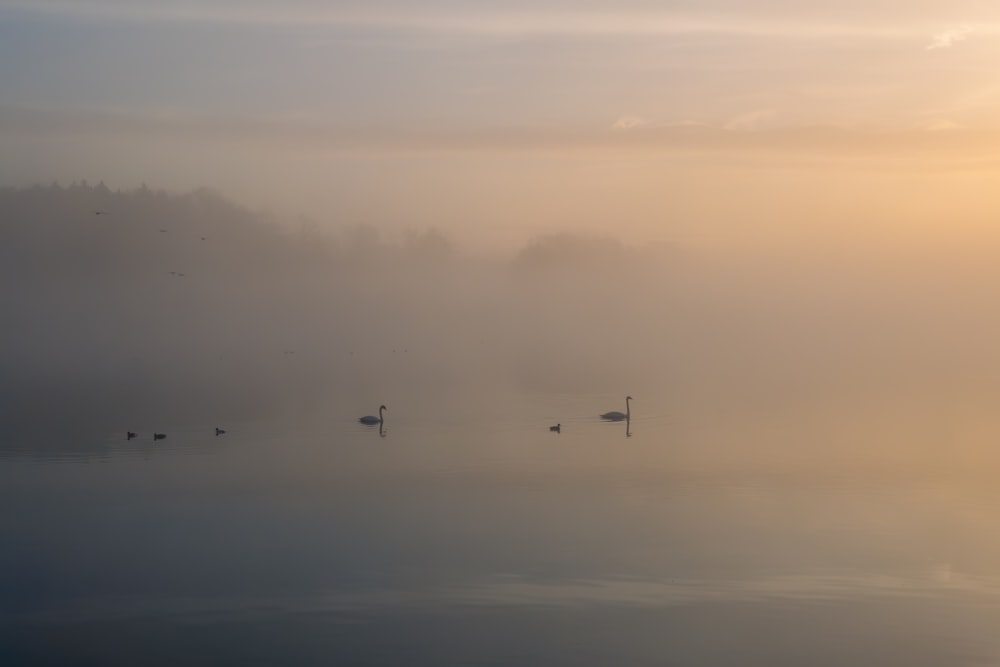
left=3, top=0, right=1000, bottom=250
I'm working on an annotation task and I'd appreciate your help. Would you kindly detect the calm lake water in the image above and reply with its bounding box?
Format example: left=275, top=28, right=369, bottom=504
left=3, top=389, right=1000, bottom=666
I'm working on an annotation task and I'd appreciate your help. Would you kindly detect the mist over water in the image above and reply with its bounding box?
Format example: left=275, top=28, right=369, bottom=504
left=4, top=183, right=1000, bottom=472
left=4, top=183, right=1000, bottom=664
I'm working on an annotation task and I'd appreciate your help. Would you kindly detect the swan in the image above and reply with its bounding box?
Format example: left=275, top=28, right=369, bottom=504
left=549, top=423, right=561, bottom=433
left=600, top=396, right=632, bottom=421
left=359, top=405, right=386, bottom=425
left=153, top=433, right=166, bottom=440
left=215, top=427, right=226, bottom=436
left=126, top=431, right=137, bottom=440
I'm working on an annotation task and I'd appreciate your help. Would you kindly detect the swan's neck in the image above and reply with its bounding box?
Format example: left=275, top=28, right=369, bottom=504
left=625, top=398, right=630, bottom=419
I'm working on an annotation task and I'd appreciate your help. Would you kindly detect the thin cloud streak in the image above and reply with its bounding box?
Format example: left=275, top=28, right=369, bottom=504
left=4, top=104, right=1000, bottom=164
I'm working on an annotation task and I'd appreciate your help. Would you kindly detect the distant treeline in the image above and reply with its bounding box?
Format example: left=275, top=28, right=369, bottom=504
left=2, top=182, right=675, bottom=279
left=0, top=181, right=470, bottom=283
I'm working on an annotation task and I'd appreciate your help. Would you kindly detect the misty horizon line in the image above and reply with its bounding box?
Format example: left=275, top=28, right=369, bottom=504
left=0, top=180, right=684, bottom=269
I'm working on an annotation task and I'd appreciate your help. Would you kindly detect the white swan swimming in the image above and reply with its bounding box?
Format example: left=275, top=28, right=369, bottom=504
left=600, top=396, right=632, bottom=421
left=359, top=405, right=386, bottom=425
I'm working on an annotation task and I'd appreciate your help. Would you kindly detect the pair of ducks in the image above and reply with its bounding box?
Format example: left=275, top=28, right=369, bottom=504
left=126, top=431, right=163, bottom=441
left=127, top=428, right=226, bottom=441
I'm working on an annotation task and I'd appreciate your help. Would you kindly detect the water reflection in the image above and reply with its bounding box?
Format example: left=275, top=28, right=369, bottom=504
left=4, top=391, right=1000, bottom=665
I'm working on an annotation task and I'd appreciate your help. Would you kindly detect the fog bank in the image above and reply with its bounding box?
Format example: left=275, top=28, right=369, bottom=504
left=4, top=183, right=1000, bottom=465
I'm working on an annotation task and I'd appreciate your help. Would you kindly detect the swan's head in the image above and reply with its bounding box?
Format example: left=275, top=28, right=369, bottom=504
left=626, top=395, right=633, bottom=401
left=379, top=404, right=387, bottom=411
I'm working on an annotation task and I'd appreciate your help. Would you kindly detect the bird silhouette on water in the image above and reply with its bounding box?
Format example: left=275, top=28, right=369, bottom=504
left=215, top=427, right=226, bottom=436
left=600, top=396, right=632, bottom=422
left=126, top=431, right=137, bottom=440
left=153, top=433, right=166, bottom=441
left=549, top=424, right=561, bottom=433
left=359, top=405, right=386, bottom=425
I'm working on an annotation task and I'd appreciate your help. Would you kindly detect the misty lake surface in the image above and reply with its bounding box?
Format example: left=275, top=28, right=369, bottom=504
left=3, top=389, right=1000, bottom=666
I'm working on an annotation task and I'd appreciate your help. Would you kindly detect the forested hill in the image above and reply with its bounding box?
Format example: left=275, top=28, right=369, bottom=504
left=0, top=182, right=314, bottom=282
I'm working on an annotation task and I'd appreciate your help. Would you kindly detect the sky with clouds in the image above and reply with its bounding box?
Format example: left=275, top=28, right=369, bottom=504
left=2, top=0, right=999, bottom=248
